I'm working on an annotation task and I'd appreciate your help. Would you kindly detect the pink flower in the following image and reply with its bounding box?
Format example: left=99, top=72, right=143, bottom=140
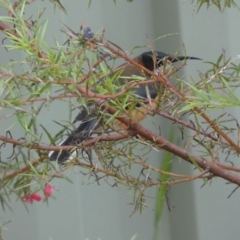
left=21, top=184, right=54, bottom=204
left=30, top=193, right=42, bottom=201
left=22, top=193, right=42, bottom=203
left=22, top=195, right=32, bottom=203
left=44, top=184, right=53, bottom=197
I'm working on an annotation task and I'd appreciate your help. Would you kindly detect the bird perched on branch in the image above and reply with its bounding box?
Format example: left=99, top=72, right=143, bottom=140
left=49, top=51, right=201, bottom=163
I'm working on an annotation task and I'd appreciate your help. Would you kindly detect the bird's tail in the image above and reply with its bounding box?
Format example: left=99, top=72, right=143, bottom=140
left=48, top=115, right=100, bottom=163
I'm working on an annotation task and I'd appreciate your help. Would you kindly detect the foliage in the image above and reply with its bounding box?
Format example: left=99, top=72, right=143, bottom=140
left=191, top=0, right=239, bottom=11
left=50, top=0, right=240, bottom=13
left=0, top=0, right=240, bottom=216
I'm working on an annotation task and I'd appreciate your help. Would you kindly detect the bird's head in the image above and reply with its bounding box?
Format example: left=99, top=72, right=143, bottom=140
left=141, top=51, right=201, bottom=71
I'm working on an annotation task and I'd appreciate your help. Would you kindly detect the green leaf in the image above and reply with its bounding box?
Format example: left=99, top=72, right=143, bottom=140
left=153, top=129, right=173, bottom=240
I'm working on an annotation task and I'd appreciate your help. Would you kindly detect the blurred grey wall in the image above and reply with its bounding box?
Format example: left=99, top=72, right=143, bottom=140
left=1, top=1, right=240, bottom=240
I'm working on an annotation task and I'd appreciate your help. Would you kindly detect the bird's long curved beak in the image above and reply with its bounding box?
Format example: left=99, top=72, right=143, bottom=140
left=167, top=55, right=202, bottom=63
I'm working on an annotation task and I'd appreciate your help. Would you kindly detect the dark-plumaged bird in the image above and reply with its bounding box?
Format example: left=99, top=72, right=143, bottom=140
left=49, top=51, right=201, bottom=163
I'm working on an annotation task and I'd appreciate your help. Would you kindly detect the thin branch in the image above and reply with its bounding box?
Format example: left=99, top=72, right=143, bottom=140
left=157, top=111, right=219, bottom=142
left=101, top=41, right=240, bottom=155
left=75, top=85, right=240, bottom=185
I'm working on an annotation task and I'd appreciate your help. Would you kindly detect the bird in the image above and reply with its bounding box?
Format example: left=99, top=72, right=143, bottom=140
left=48, top=51, right=201, bottom=163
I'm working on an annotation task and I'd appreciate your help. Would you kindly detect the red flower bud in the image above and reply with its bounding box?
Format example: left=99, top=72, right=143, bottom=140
left=22, top=193, right=42, bottom=203
left=44, top=184, right=53, bottom=197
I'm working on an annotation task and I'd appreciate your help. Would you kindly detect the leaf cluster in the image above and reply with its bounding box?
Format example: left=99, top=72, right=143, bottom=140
left=1, top=0, right=240, bottom=213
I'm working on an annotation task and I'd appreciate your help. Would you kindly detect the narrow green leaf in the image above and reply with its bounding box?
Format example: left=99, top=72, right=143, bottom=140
left=39, top=20, right=48, bottom=46
left=153, top=129, right=174, bottom=240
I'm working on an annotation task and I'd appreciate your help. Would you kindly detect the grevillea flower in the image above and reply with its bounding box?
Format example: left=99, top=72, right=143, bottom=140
left=22, top=195, right=32, bottom=203
left=22, top=184, right=54, bottom=203
left=22, top=193, right=42, bottom=203
left=44, top=184, right=53, bottom=197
